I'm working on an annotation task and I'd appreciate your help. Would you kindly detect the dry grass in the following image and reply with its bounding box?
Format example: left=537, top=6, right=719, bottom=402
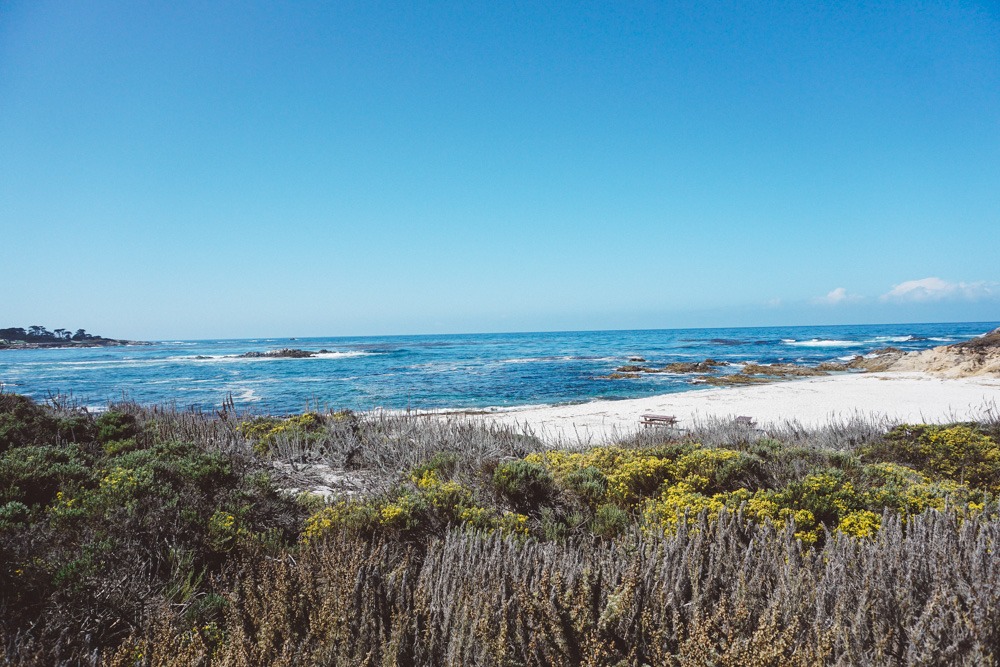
left=109, top=508, right=1000, bottom=666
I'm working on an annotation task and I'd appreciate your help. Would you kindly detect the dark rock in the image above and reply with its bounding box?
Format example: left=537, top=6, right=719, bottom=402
left=616, top=365, right=654, bottom=373
left=740, top=363, right=826, bottom=377
left=240, top=348, right=316, bottom=359
left=662, top=359, right=730, bottom=373
left=952, top=329, right=1000, bottom=352
left=816, top=362, right=849, bottom=372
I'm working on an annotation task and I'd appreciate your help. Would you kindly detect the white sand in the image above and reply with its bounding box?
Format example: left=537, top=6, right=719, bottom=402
left=479, top=372, right=1000, bottom=445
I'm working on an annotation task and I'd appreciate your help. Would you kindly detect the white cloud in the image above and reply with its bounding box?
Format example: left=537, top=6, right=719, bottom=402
left=881, top=277, right=1000, bottom=302
left=814, top=287, right=861, bottom=305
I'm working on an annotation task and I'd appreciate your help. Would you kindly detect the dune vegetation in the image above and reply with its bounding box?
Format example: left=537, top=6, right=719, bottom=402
left=1, top=391, right=999, bottom=665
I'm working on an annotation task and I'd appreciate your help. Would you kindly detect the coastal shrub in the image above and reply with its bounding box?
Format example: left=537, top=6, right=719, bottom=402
left=673, top=447, right=768, bottom=494
left=0, top=393, right=61, bottom=452
left=7, top=393, right=1000, bottom=664
left=492, top=459, right=555, bottom=511
left=302, top=468, right=533, bottom=544
left=0, top=500, right=29, bottom=530
left=95, top=410, right=139, bottom=444
left=526, top=447, right=675, bottom=506
left=410, top=451, right=461, bottom=481
left=0, top=444, right=91, bottom=506
left=563, top=465, right=608, bottom=506
left=866, top=424, right=1000, bottom=491
left=238, top=412, right=326, bottom=455
left=302, top=501, right=381, bottom=542
left=642, top=481, right=727, bottom=532
left=114, top=510, right=1000, bottom=666
left=590, top=502, right=628, bottom=538
left=0, top=397, right=307, bottom=662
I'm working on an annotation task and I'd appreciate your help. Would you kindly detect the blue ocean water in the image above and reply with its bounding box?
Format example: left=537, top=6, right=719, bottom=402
left=1, top=323, right=996, bottom=414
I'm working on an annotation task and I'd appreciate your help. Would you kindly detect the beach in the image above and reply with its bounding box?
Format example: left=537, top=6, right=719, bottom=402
left=481, top=371, right=1000, bottom=444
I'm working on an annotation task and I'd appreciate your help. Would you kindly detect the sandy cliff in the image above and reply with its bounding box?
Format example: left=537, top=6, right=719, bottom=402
left=887, top=328, right=1000, bottom=378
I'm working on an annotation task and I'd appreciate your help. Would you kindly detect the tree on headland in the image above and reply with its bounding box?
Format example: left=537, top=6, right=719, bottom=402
left=28, top=325, right=50, bottom=341
left=0, top=326, right=124, bottom=346
left=0, top=327, right=27, bottom=340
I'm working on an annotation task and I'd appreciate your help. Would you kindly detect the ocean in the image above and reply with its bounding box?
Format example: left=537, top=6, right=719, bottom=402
left=1, top=322, right=996, bottom=414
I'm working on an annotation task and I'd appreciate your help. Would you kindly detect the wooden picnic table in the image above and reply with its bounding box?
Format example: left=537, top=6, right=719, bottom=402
left=641, top=413, right=678, bottom=427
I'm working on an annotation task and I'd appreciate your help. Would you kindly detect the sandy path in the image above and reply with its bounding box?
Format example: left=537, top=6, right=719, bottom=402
left=477, top=372, right=1000, bottom=445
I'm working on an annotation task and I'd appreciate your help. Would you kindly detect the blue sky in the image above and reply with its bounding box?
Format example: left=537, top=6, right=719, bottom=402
left=1, top=1, right=998, bottom=339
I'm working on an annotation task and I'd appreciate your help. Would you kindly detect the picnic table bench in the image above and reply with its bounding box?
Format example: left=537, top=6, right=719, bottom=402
left=734, top=415, right=757, bottom=427
left=641, top=413, right=678, bottom=427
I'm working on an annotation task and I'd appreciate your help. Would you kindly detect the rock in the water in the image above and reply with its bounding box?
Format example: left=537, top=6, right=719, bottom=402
left=241, top=348, right=316, bottom=359
left=740, top=363, right=827, bottom=377
left=662, top=359, right=730, bottom=373
left=615, top=365, right=655, bottom=373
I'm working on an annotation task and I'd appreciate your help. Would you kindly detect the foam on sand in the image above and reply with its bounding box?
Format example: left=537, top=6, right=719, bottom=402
left=482, top=372, right=1000, bottom=445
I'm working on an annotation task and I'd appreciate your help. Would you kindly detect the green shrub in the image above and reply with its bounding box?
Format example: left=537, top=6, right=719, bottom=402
left=591, top=503, right=629, bottom=538
left=0, top=444, right=91, bottom=506
left=492, top=459, right=555, bottom=512
left=410, top=451, right=461, bottom=481
left=0, top=500, right=29, bottom=530
left=673, top=447, right=768, bottom=494
left=0, top=394, right=60, bottom=453
left=238, top=412, right=326, bottom=455
left=96, top=411, right=139, bottom=444
left=103, top=437, right=139, bottom=456
left=564, top=465, right=608, bottom=506
left=867, top=424, right=1000, bottom=491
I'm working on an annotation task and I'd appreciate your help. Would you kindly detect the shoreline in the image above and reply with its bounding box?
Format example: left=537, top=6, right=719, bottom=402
left=0, top=340, right=150, bottom=351
left=476, top=371, right=1000, bottom=444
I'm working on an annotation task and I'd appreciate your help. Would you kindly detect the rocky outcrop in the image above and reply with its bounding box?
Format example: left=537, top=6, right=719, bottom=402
left=598, top=330, right=1000, bottom=383
left=241, top=348, right=317, bottom=359
left=740, top=363, right=826, bottom=377
left=885, top=328, right=1000, bottom=378
left=662, top=359, right=730, bottom=373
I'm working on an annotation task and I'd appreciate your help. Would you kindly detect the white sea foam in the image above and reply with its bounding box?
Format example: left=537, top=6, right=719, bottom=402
left=235, top=388, right=261, bottom=402
left=165, top=354, right=229, bottom=362
left=500, top=355, right=618, bottom=364
left=312, top=351, right=371, bottom=359
left=868, top=335, right=915, bottom=343
left=783, top=339, right=861, bottom=348
left=928, top=337, right=955, bottom=342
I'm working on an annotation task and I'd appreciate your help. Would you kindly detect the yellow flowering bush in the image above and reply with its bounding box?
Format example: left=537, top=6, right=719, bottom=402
left=238, top=413, right=325, bottom=455
left=873, top=425, right=1000, bottom=491
left=207, top=510, right=245, bottom=551
left=301, top=501, right=381, bottom=542
left=673, top=447, right=746, bottom=492
left=526, top=446, right=674, bottom=506
left=642, top=482, right=726, bottom=532
left=838, top=510, right=882, bottom=538
left=99, top=465, right=154, bottom=500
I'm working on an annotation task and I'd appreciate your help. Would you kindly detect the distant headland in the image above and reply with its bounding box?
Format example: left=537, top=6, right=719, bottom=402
left=0, top=326, right=149, bottom=350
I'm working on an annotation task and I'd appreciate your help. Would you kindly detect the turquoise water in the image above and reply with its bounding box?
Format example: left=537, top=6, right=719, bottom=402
left=1, top=322, right=996, bottom=414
